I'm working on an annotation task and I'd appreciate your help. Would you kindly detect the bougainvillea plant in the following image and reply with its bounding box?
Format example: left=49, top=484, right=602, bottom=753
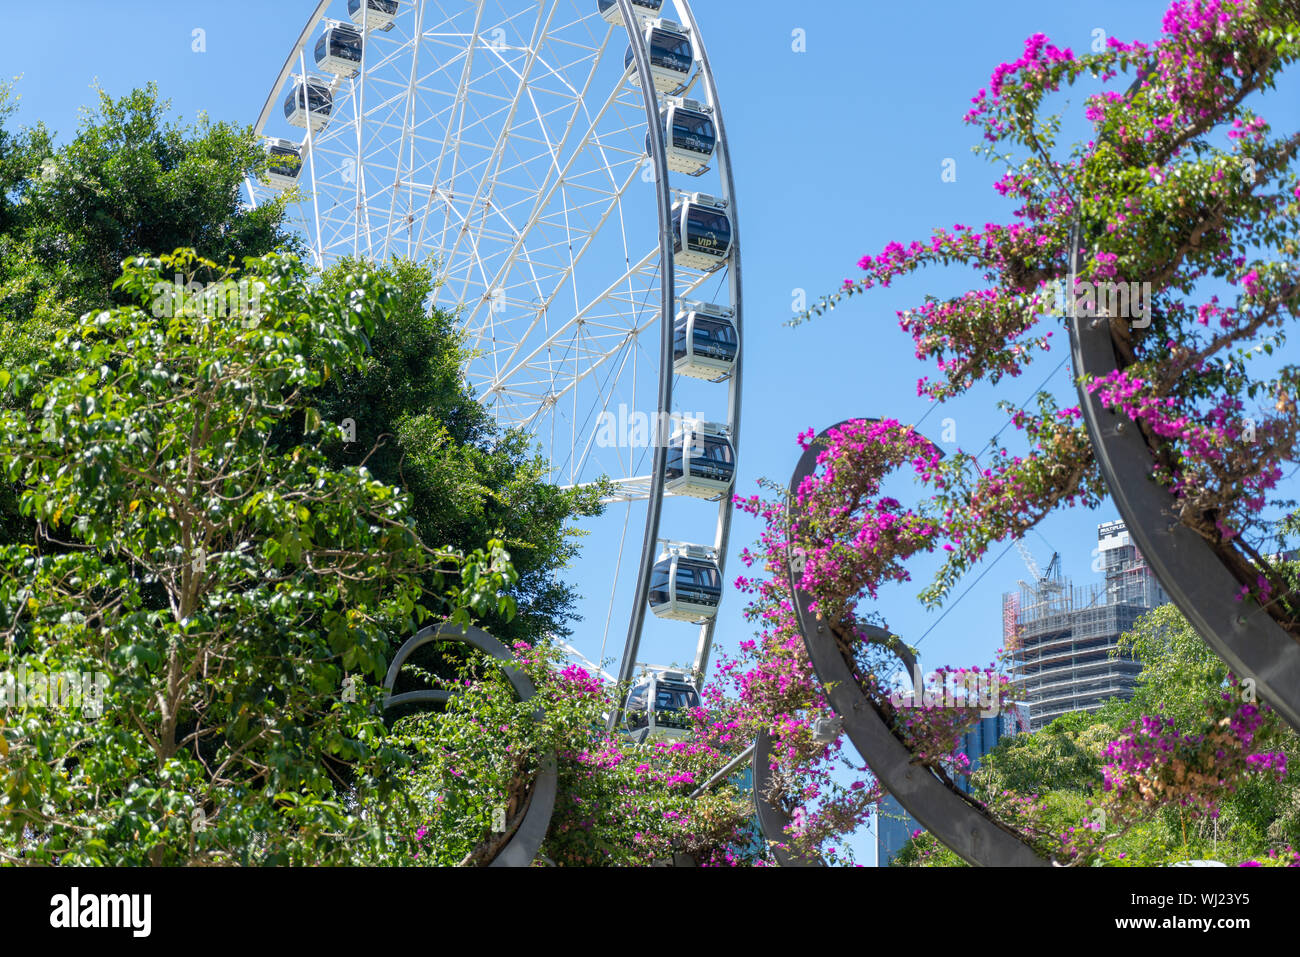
left=370, top=641, right=763, bottom=866
left=804, top=0, right=1300, bottom=617
left=725, top=0, right=1300, bottom=864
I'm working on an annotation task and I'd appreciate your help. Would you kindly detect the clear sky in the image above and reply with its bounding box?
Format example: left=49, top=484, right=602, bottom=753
left=7, top=0, right=1286, bottom=864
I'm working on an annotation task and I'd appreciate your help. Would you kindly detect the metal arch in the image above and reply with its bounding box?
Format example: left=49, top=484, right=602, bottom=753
left=751, top=624, right=913, bottom=867
left=751, top=731, right=823, bottom=867
left=674, top=0, right=744, bottom=685
left=1067, top=243, right=1300, bottom=733
left=608, top=0, right=682, bottom=717
left=1062, top=63, right=1300, bottom=734
left=786, top=421, right=1050, bottom=867
left=383, top=621, right=558, bottom=868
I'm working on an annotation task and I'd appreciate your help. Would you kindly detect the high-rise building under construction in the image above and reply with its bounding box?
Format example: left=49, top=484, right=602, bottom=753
left=1003, top=521, right=1167, bottom=731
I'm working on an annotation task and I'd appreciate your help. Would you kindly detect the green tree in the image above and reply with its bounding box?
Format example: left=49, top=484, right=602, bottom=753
left=310, top=257, right=603, bottom=646
left=1116, top=602, right=1229, bottom=728
left=972, top=709, right=1116, bottom=799
left=947, top=602, right=1300, bottom=866
left=0, top=251, right=512, bottom=865
left=1, top=83, right=297, bottom=334
left=0, top=83, right=299, bottom=547
left=369, top=643, right=761, bottom=866
left=1116, top=602, right=1300, bottom=853
left=0, top=82, right=598, bottom=649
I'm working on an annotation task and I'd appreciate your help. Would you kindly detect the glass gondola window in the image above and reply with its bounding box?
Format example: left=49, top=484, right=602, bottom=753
left=686, top=206, right=731, bottom=253
left=693, top=316, right=737, bottom=361
left=672, top=310, right=738, bottom=379
left=284, top=80, right=333, bottom=126
left=648, top=28, right=692, bottom=73
left=305, top=83, right=331, bottom=111
left=270, top=156, right=302, bottom=178
left=265, top=142, right=303, bottom=181
left=664, top=443, right=685, bottom=481
left=676, top=561, right=721, bottom=603
left=349, top=0, right=399, bottom=16
left=673, top=319, right=689, bottom=363
left=653, top=684, right=699, bottom=729
left=665, top=431, right=734, bottom=484
left=649, top=565, right=672, bottom=607
left=625, top=29, right=692, bottom=77
left=695, top=435, right=735, bottom=480
left=316, top=26, right=363, bottom=69
left=648, top=548, right=721, bottom=620
left=655, top=686, right=698, bottom=712
left=626, top=683, right=650, bottom=730
left=599, top=0, right=661, bottom=17
left=671, top=111, right=714, bottom=155
left=348, top=0, right=400, bottom=30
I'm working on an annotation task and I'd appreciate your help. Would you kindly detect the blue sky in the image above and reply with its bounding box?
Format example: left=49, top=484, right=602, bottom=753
left=6, top=0, right=1277, bottom=864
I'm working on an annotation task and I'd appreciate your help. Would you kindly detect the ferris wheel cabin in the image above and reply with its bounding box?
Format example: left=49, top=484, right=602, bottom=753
left=262, top=138, right=304, bottom=189
left=624, top=20, right=694, bottom=93
left=649, top=543, right=722, bottom=622
left=349, top=0, right=400, bottom=30
left=664, top=421, right=735, bottom=500
left=283, top=77, right=334, bottom=132
left=315, top=23, right=364, bottom=76
left=672, top=193, right=732, bottom=271
left=647, top=98, right=716, bottom=175
left=673, top=302, right=738, bottom=381
left=598, top=0, right=663, bottom=27
left=623, top=670, right=701, bottom=742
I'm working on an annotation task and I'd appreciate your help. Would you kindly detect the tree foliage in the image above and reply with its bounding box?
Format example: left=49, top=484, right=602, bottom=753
left=308, top=257, right=603, bottom=646
left=0, top=251, right=521, bottom=864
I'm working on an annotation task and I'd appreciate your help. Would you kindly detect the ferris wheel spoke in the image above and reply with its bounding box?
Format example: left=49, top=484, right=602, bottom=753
left=462, top=158, right=644, bottom=369
left=434, top=42, right=623, bottom=312
left=429, top=1, right=561, bottom=281
left=380, top=0, right=427, bottom=261
left=414, top=2, right=491, bottom=263
left=480, top=244, right=656, bottom=404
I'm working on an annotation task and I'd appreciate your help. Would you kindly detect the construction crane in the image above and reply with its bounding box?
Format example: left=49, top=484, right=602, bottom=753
left=1004, top=537, right=1063, bottom=684
left=1014, top=539, right=1063, bottom=595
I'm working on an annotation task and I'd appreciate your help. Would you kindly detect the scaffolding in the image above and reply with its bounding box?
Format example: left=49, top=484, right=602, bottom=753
left=1006, top=523, right=1165, bottom=731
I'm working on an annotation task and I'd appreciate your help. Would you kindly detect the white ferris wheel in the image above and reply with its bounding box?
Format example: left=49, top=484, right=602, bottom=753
left=247, top=0, right=743, bottom=718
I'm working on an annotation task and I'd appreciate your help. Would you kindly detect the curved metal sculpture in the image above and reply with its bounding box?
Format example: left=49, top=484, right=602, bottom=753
left=751, top=730, right=823, bottom=867
left=383, top=622, right=557, bottom=868
left=785, top=420, right=1050, bottom=867
left=750, top=626, right=915, bottom=867
left=1066, top=234, right=1300, bottom=734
